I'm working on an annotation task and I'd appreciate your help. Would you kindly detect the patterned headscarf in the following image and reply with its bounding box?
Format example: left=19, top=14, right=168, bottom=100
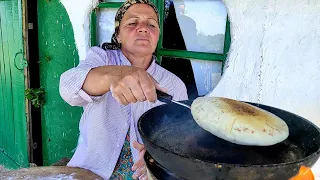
left=102, top=0, right=160, bottom=50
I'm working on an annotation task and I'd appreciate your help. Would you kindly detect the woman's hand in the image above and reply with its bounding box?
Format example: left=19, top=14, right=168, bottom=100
left=108, top=66, right=166, bottom=105
left=83, top=65, right=166, bottom=105
left=132, top=141, right=148, bottom=180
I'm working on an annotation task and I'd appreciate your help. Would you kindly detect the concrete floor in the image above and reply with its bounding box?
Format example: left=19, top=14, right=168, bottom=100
left=0, top=165, right=8, bottom=173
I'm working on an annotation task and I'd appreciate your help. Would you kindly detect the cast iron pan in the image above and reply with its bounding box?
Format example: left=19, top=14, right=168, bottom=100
left=138, top=99, right=320, bottom=180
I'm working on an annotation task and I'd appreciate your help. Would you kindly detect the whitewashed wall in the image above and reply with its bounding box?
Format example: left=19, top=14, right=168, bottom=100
left=210, top=0, right=320, bottom=126
left=207, top=0, right=320, bottom=177
left=60, top=0, right=99, bottom=60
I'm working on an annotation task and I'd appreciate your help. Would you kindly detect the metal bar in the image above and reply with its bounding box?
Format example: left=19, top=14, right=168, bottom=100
left=98, top=2, right=123, bottom=9
left=158, top=48, right=225, bottom=61
left=90, top=9, right=97, bottom=47
left=222, top=16, right=231, bottom=74
left=156, top=0, right=165, bottom=65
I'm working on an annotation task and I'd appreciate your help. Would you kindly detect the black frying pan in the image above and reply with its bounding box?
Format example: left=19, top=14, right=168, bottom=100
left=138, top=98, right=320, bottom=180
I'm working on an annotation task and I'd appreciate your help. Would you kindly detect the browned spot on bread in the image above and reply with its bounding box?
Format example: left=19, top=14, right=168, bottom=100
left=218, top=97, right=279, bottom=132
left=220, top=98, right=259, bottom=116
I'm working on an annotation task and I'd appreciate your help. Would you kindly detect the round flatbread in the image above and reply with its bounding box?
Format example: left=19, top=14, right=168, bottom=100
left=191, top=97, right=289, bottom=146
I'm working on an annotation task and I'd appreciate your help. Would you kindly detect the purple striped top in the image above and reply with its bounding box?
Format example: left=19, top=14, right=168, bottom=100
left=59, top=47, right=188, bottom=179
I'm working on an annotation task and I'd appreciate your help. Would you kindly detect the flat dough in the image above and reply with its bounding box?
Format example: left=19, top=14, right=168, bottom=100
left=191, top=97, right=289, bottom=146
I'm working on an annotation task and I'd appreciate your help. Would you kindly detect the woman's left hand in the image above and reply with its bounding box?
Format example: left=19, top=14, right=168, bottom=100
left=132, top=141, right=148, bottom=180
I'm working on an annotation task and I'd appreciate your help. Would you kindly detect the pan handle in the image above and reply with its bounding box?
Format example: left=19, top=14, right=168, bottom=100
left=156, top=90, right=173, bottom=104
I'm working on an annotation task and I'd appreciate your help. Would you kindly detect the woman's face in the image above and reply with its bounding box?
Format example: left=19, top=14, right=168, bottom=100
left=117, top=4, right=160, bottom=56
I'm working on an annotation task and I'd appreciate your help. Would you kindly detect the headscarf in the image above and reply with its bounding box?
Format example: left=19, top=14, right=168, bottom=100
left=101, top=0, right=160, bottom=50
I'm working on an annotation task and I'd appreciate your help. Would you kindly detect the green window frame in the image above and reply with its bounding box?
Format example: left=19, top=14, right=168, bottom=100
left=90, top=1, right=231, bottom=73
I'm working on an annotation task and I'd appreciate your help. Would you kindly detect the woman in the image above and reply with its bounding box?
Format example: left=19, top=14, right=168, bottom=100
left=59, top=0, right=188, bottom=179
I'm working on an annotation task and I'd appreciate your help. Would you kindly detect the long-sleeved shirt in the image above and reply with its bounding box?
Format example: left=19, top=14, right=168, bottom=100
left=59, top=47, right=188, bottom=179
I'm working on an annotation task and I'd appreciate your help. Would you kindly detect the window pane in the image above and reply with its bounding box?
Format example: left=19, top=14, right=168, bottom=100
left=163, top=0, right=227, bottom=54
left=162, top=0, right=225, bottom=96
left=161, top=56, right=222, bottom=98
left=96, top=8, right=117, bottom=45
left=191, top=60, right=222, bottom=96
left=161, top=57, right=198, bottom=99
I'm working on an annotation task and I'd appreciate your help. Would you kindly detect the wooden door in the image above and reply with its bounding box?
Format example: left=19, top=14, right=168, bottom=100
left=0, top=0, right=29, bottom=169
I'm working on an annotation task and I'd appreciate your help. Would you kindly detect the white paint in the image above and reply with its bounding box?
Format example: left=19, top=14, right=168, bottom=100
left=207, top=0, right=320, bottom=177
left=209, top=0, right=320, bottom=126
left=60, top=0, right=99, bottom=60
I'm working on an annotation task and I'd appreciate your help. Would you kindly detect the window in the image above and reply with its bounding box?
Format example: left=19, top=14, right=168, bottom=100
left=95, top=8, right=118, bottom=45
left=91, top=0, right=230, bottom=98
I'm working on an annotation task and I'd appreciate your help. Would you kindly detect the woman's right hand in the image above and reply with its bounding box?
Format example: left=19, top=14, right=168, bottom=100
left=107, top=66, right=166, bottom=105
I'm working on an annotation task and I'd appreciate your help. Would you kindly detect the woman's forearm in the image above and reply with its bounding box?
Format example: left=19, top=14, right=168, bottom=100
left=82, top=65, right=163, bottom=105
left=82, top=66, right=116, bottom=96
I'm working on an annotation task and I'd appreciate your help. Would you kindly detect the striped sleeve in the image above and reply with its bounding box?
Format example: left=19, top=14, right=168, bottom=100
left=172, top=78, right=188, bottom=101
left=155, top=65, right=188, bottom=102
left=59, top=47, right=110, bottom=107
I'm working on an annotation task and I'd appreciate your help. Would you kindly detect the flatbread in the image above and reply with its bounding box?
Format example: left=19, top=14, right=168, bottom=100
left=191, top=97, right=289, bottom=146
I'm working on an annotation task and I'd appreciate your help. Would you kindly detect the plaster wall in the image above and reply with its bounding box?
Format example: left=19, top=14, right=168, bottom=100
left=208, top=0, right=320, bottom=176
